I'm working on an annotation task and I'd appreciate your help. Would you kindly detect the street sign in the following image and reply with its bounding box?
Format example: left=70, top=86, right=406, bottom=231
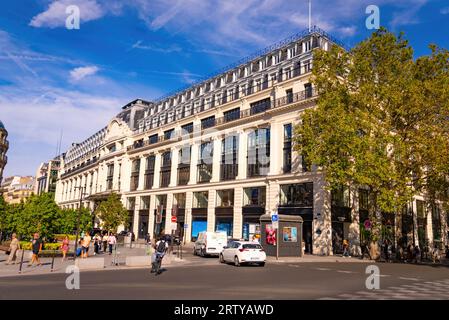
left=271, top=211, right=279, bottom=229
left=171, top=216, right=177, bottom=223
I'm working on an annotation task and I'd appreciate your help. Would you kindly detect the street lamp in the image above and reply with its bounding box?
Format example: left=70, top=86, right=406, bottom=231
left=73, top=186, right=88, bottom=260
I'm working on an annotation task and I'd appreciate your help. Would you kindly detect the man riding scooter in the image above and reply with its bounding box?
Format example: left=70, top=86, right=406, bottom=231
left=151, top=237, right=168, bottom=275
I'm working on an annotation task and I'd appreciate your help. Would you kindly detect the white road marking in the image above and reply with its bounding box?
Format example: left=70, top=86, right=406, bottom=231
left=399, top=277, right=420, bottom=281
left=315, top=267, right=331, bottom=271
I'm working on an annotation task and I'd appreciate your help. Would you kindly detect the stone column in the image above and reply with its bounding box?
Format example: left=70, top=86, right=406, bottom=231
left=237, top=130, right=247, bottom=180
left=207, top=190, right=216, bottom=232
left=313, top=175, right=332, bottom=256
left=164, top=193, right=174, bottom=234
left=233, top=187, right=243, bottom=239
left=148, top=195, right=156, bottom=239
left=185, top=191, right=193, bottom=243
left=189, top=143, right=199, bottom=185
left=138, top=156, right=146, bottom=190
left=211, top=137, right=221, bottom=183
left=169, top=147, right=179, bottom=187
left=133, top=196, right=140, bottom=236
left=153, top=152, right=162, bottom=189
left=348, top=187, right=361, bottom=256
left=269, top=121, right=282, bottom=176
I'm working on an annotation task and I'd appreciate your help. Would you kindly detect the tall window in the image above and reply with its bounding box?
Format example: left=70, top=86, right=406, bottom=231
left=164, top=129, right=175, bottom=140
left=198, top=142, right=213, bottom=183
left=250, top=98, right=271, bottom=115
left=144, top=155, right=155, bottom=189
left=305, top=83, right=313, bottom=98
left=130, top=159, right=140, bottom=191
left=160, top=151, right=171, bottom=188
left=181, top=122, right=193, bottom=135
left=177, top=146, right=191, bottom=186
left=432, top=204, right=442, bottom=241
left=216, top=190, right=234, bottom=207
left=220, top=135, right=238, bottom=181
left=193, top=191, right=208, bottom=208
left=243, top=187, right=266, bottom=206
left=149, top=134, right=158, bottom=144
left=331, top=185, right=350, bottom=208
left=283, top=124, right=292, bottom=173
left=247, top=128, right=270, bottom=177
left=106, top=164, right=114, bottom=190
left=280, top=183, right=313, bottom=207
left=223, top=108, right=240, bottom=123
left=201, top=116, right=215, bottom=130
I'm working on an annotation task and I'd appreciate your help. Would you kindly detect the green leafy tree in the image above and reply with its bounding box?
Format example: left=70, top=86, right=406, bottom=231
left=94, top=193, right=129, bottom=233
left=295, top=29, right=449, bottom=247
left=16, top=193, right=61, bottom=240
left=58, top=208, right=92, bottom=235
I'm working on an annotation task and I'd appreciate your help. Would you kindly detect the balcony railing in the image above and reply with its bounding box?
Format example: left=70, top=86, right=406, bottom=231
left=128, top=87, right=317, bottom=153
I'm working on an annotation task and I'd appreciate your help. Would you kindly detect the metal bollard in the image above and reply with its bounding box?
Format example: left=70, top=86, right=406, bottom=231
left=51, top=251, right=55, bottom=272
left=18, top=249, right=25, bottom=274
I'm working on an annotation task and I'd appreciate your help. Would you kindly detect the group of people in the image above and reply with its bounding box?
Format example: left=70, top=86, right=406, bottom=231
left=76, top=232, right=117, bottom=258
left=3, top=231, right=120, bottom=266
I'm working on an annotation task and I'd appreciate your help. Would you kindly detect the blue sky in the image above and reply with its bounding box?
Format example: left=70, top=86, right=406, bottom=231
left=1, top=0, right=449, bottom=177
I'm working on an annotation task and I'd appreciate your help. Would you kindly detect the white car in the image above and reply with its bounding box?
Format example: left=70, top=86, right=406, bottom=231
left=219, top=241, right=266, bottom=266
left=193, top=231, right=228, bottom=257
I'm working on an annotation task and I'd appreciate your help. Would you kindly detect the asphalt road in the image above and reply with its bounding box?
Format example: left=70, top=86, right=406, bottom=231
left=1, top=260, right=448, bottom=300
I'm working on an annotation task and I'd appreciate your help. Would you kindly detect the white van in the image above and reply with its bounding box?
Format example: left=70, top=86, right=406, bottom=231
left=193, top=231, right=227, bottom=257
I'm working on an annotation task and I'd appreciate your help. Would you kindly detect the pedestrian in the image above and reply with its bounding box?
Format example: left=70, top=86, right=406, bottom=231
left=145, top=233, right=151, bottom=245
left=342, top=239, right=350, bottom=257
left=108, top=233, right=117, bottom=255
left=93, top=234, right=101, bottom=255
left=413, top=245, right=421, bottom=264
left=6, top=233, right=20, bottom=265
left=81, top=232, right=91, bottom=258
left=61, top=235, right=69, bottom=262
left=28, top=233, right=42, bottom=267
left=102, top=232, right=109, bottom=253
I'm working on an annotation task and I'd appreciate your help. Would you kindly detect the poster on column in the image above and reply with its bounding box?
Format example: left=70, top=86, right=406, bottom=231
left=265, top=224, right=277, bottom=246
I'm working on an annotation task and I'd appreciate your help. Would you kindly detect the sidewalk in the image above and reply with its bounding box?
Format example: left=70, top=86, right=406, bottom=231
left=0, top=245, right=191, bottom=278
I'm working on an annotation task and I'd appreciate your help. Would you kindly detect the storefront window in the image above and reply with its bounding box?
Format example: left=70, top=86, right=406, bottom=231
left=280, top=183, right=313, bottom=207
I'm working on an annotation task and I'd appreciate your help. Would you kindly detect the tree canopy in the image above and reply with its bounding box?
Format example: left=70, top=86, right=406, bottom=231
left=94, top=193, right=129, bottom=233
left=296, top=28, right=449, bottom=223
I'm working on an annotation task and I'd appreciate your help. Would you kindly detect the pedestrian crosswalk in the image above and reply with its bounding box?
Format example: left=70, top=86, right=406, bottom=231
left=319, top=279, right=449, bottom=300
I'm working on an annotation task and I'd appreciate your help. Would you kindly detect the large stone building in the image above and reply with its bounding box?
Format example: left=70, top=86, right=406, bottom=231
left=2, top=176, right=35, bottom=204
left=54, top=27, right=448, bottom=255
left=0, top=120, right=8, bottom=186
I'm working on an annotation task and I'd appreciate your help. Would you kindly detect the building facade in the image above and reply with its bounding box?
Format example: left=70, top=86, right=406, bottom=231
left=54, top=28, right=448, bottom=255
left=35, top=157, right=62, bottom=196
left=1, top=176, right=35, bottom=204
left=0, top=120, right=8, bottom=187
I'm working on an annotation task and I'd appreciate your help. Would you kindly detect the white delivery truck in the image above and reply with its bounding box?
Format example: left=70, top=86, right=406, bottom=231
left=193, top=231, right=228, bottom=257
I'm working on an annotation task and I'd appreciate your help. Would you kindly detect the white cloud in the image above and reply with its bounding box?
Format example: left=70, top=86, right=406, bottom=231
left=29, top=0, right=105, bottom=28
left=69, top=66, right=99, bottom=82
left=441, top=7, right=449, bottom=15
left=131, top=40, right=182, bottom=53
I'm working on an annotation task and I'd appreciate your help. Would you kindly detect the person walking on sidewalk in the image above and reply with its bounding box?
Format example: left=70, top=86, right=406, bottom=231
left=108, top=233, right=117, bottom=255
left=93, top=234, right=101, bottom=255
left=61, top=235, right=69, bottom=262
left=81, top=232, right=91, bottom=258
left=102, top=233, right=109, bottom=253
left=28, top=233, right=42, bottom=267
left=342, top=239, right=350, bottom=257
left=6, top=233, right=20, bottom=265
